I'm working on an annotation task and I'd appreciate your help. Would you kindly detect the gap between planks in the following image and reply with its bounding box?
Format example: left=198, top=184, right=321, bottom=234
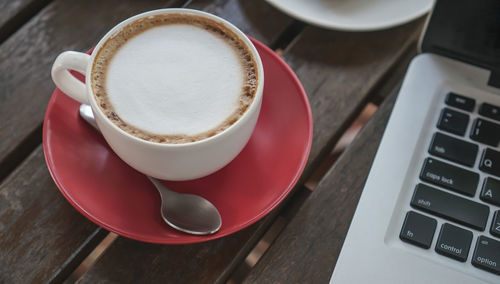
left=0, top=122, right=42, bottom=184
left=0, top=0, right=53, bottom=45
left=64, top=57, right=397, bottom=284
left=0, top=0, right=55, bottom=183
left=224, top=37, right=418, bottom=283
left=52, top=9, right=416, bottom=284
left=225, top=102, right=377, bottom=284
left=59, top=21, right=307, bottom=284
left=57, top=6, right=302, bottom=284
left=270, top=20, right=306, bottom=52
left=0, top=0, right=192, bottom=185
left=0, top=2, right=300, bottom=187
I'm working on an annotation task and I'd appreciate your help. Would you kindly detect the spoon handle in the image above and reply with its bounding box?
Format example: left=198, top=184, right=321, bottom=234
left=147, top=176, right=174, bottom=197
left=79, top=104, right=99, bottom=130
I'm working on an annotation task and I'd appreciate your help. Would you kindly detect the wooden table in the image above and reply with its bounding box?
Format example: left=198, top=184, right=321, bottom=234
left=0, top=0, right=425, bottom=283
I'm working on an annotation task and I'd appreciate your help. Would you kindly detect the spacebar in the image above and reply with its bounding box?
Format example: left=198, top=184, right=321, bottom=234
left=411, top=184, right=489, bottom=231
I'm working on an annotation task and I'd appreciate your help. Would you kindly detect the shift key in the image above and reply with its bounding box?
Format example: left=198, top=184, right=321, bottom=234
left=420, top=157, right=479, bottom=197
left=411, top=184, right=489, bottom=231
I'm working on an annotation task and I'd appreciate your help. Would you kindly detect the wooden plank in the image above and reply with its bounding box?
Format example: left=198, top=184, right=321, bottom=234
left=0, top=0, right=51, bottom=44
left=0, top=0, right=293, bottom=183
left=221, top=20, right=423, bottom=280
left=0, top=0, right=185, bottom=181
left=370, top=44, right=417, bottom=105
left=187, top=0, right=294, bottom=47
left=76, top=225, right=260, bottom=284
left=244, top=88, right=399, bottom=283
left=284, top=18, right=424, bottom=179
left=0, top=146, right=108, bottom=283
left=78, top=18, right=424, bottom=284
left=75, top=2, right=294, bottom=283
left=0, top=0, right=188, bottom=282
left=0, top=0, right=292, bottom=282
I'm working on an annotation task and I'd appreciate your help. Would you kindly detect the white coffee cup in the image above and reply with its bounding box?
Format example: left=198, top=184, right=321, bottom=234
left=51, top=9, right=264, bottom=181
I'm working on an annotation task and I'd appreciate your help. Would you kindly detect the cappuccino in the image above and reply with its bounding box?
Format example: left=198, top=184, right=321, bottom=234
left=91, top=14, right=258, bottom=144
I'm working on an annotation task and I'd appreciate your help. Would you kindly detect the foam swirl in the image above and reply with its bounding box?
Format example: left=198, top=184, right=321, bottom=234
left=91, top=14, right=258, bottom=144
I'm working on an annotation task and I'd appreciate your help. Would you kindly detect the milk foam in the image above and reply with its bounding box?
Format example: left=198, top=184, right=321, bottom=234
left=105, top=24, right=245, bottom=136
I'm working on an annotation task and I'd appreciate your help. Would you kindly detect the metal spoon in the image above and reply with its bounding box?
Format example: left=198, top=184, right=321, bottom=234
left=79, top=104, right=222, bottom=235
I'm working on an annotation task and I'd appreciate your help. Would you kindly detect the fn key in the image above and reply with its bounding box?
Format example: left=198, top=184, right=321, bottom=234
left=400, top=211, right=437, bottom=249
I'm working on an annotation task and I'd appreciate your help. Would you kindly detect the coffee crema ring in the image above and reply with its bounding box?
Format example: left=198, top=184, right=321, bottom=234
left=91, top=13, right=259, bottom=144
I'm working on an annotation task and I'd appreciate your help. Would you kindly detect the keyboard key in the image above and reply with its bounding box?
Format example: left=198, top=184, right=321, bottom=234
left=491, top=211, right=500, bottom=238
left=428, top=133, right=478, bottom=167
left=470, top=118, right=500, bottom=147
left=435, top=223, right=472, bottom=262
left=411, top=184, right=489, bottom=231
left=472, top=236, right=500, bottom=275
left=445, top=92, right=475, bottom=112
left=479, top=103, right=500, bottom=121
left=480, top=177, right=500, bottom=206
left=400, top=211, right=436, bottom=249
left=479, top=148, right=500, bottom=178
left=420, top=158, right=479, bottom=197
left=437, top=108, right=469, bottom=136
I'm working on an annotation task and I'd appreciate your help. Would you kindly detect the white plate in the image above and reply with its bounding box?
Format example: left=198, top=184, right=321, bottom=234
left=266, top=0, right=433, bottom=31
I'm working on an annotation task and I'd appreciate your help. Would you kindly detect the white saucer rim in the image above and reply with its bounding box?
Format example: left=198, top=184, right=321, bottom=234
left=265, top=0, right=433, bottom=31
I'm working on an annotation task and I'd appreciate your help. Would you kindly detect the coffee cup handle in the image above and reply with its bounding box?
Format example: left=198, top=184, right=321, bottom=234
left=51, top=51, right=91, bottom=104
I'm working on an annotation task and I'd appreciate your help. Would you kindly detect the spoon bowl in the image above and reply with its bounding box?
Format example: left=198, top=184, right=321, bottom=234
left=147, top=176, right=221, bottom=235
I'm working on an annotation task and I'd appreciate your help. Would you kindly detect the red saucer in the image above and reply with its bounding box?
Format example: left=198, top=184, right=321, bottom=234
left=43, top=38, right=313, bottom=244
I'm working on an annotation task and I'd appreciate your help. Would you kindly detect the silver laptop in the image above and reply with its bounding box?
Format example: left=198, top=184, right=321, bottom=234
left=331, top=1, right=500, bottom=283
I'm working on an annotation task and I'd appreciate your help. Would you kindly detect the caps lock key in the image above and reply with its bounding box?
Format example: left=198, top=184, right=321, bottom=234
left=420, top=157, right=479, bottom=197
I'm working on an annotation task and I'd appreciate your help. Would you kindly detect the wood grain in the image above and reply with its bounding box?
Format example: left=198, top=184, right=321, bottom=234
left=75, top=1, right=294, bottom=283
left=187, top=0, right=294, bottom=47
left=0, top=0, right=294, bottom=282
left=244, top=87, right=400, bottom=284
left=0, top=1, right=186, bottom=282
left=0, top=0, right=425, bottom=282
left=0, top=0, right=185, bottom=181
left=77, top=18, right=424, bottom=284
left=0, top=0, right=51, bottom=44
left=77, top=225, right=261, bottom=284
left=222, top=18, right=423, bottom=280
left=283, top=18, right=424, bottom=179
left=0, top=146, right=108, bottom=283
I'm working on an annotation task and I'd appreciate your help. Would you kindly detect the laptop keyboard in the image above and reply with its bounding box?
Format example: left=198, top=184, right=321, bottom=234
left=399, top=92, right=500, bottom=276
